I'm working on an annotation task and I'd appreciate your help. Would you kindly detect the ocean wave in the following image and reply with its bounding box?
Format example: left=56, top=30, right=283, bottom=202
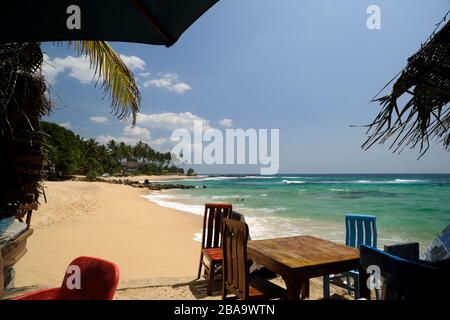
left=211, top=195, right=251, bottom=200
left=352, top=179, right=424, bottom=184
left=280, top=176, right=306, bottom=179
left=260, top=193, right=268, bottom=197
left=282, top=180, right=305, bottom=185
left=243, top=176, right=278, bottom=179
left=282, top=179, right=425, bottom=185
left=393, top=179, right=421, bottom=183
left=194, top=176, right=240, bottom=181
left=244, top=207, right=288, bottom=214
left=141, top=194, right=204, bottom=216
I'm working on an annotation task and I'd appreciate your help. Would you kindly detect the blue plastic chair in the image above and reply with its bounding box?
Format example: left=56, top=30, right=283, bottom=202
left=323, top=214, right=380, bottom=299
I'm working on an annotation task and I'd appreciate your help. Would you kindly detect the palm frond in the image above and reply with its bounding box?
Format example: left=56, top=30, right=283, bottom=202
left=69, top=41, right=141, bottom=124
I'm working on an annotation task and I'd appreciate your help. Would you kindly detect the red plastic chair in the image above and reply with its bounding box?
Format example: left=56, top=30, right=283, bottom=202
left=12, top=256, right=120, bottom=300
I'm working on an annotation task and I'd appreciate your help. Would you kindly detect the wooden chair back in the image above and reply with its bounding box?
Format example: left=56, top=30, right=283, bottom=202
left=345, top=214, right=377, bottom=248
left=201, top=203, right=233, bottom=249
left=222, top=218, right=250, bottom=299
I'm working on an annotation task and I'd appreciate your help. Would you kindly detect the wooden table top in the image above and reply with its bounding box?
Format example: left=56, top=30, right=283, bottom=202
left=247, top=235, right=359, bottom=270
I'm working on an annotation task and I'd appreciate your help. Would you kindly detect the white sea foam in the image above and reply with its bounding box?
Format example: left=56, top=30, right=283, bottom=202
left=141, top=194, right=204, bottom=216
left=282, top=180, right=305, bottom=184
left=260, top=193, right=268, bottom=197
left=244, top=176, right=278, bottom=179
left=280, top=176, right=306, bottom=179
left=211, top=195, right=251, bottom=200
left=179, top=176, right=241, bottom=182
left=352, top=179, right=424, bottom=184
left=393, top=179, right=421, bottom=183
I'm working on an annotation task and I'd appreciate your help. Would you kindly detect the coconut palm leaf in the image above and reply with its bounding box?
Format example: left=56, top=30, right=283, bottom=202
left=68, top=40, right=141, bottom=124
left=363, top=13, right=450, bottom=157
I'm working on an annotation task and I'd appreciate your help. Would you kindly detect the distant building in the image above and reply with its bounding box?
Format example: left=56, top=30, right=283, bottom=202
left=119, top=158, right=140, bottom=170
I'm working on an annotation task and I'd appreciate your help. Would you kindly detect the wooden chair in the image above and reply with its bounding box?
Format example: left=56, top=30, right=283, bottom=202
left=360, top=245, right=450, bottom=300
left=222, top=218, right=286, bottom=300
left=197, top=203, right=233, bottom=295
left=323, top=214, right=380, bottom=299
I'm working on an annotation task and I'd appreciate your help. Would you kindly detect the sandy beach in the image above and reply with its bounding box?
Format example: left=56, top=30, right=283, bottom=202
left=14, top=178, right=203, bottom=288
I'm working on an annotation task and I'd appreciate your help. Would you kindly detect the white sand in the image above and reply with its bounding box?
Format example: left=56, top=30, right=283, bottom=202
left=14, top=180, right=203, bottom=288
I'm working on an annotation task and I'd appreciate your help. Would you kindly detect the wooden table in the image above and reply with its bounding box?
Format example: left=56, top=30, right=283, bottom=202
left=247, top=235, right=370, bottom=300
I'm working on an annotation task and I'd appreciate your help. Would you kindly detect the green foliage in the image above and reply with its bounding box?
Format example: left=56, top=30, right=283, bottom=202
left=42, top=122, right=84, bottom=177
left=42, top=122, right=182, bottom=178
left=187, top=168, right=196, bottom=176
left=86, top=171, right=99, bottom=181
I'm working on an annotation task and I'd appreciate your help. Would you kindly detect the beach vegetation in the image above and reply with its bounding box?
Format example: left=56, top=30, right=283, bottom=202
left=187, top=168, right=196, bottom=176
left=42, top=122, right=184, bottom=179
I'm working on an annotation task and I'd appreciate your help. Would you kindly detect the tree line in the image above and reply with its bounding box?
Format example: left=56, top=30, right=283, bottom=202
left=41, top=122, right=194, bottom=179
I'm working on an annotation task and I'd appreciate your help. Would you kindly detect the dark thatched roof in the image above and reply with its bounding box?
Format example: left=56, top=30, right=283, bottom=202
left=0, top=43, right=49, bottom=219
left=364, top=13, right=450, bottom=156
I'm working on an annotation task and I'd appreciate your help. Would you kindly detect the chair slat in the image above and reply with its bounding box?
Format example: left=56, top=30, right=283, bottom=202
left=372, top=221, right=377, bottom=247
left=232, top=231, right=238, bottom=289
left=348, top=218, right=356, bottom=247
left=345, top=217, right=350, bottom=246
left=213, top=208, right=221, bottom=247
left=206, top=207, right=215, bottom=248
left=364, top=220, right=372, bottom=246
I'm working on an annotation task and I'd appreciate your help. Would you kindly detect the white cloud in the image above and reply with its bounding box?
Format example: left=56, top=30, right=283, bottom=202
left=42, top=54, right=96, bottom=85
left=42, top=54, right=147, bottom=86
left=90, top=116, right=109, bottom=124
left=219, top=118, right=234, bottom=127
left=151, top=137, right=169, bottom=146
left=96, top=126, right=153, bottom=146
left=136, top=112, right=210, bottom=131
left=119, top=55, right=146, bottom=72
left=139, top=72, right=151, bottom=78
left=143, top=73, right=192, bottom=94
left=123, top=126, right=151, bottom=140
left=43, top=54, right=191, bottom=97
left=59, top=121, right=72, bottom=129
left=95, top=135, right=117, bottom=145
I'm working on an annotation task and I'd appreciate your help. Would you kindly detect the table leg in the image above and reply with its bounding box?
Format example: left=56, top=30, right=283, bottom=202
left=358, top=265, right=371, bottom=300
left=301, top=278, right=310, bottom=299
left=282, top=275, right=309, bottom=300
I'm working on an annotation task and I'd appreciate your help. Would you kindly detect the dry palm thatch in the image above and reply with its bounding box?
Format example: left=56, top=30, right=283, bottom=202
left=0, top=43, right=50, bottom=219
left=363, top=13, right=450, bottom=156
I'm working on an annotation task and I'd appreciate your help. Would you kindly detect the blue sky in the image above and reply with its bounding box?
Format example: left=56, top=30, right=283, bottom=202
left=42, top=0, right=450, bottom=174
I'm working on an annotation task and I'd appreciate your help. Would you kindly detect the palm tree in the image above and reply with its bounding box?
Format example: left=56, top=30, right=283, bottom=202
left=0, top=41, right=141, bottom=219
left=107, top=139, right=119, bottom=159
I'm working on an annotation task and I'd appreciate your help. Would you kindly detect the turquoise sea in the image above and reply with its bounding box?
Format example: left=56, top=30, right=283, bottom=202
left=143, top=174, right=450, bottom=252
